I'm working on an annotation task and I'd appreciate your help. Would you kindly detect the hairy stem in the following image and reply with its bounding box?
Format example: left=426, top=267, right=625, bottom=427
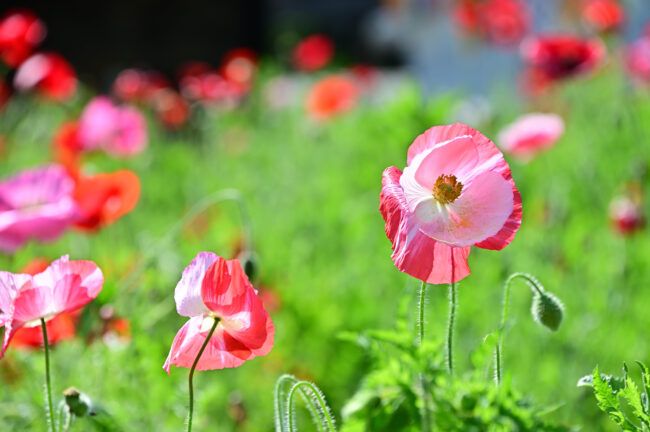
left=187, top=318, right=220, bottom=432
left=417, top=281, right=427, bottom=346
left=41, top=318, right=56, bottom=432
left=446, top=281, right=457, bottom=375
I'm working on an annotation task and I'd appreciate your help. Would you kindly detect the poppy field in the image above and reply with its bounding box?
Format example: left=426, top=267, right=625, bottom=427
left=1, top=3, right=650, bottom=432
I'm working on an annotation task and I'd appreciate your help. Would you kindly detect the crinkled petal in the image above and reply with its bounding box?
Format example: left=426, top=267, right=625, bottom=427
left=380, top=166, right=471, bottom=284
left=174, top=252, right=217, bottom=317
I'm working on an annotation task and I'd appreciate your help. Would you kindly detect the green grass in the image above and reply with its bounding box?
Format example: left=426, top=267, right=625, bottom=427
left=0, top=63, right=648, bottom=431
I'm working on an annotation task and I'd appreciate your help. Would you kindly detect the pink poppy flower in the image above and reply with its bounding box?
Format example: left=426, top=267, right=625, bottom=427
left=0, top=9, right=46, bottom=68
left=380, top=123, right=522, bottom=284
left=0, top=255, right=103, bottom=358
left=164, top=252, right=274, bottom=373
left=0, top=165, right=78, bottom=253
left=454, top=0, right=530, bottom=47
left=626, top=36, right=650, bottom=84
left=77, top=96, right=148, bottom=157
left=497, top=113, right=564, bottom=161
left=112, top=68, right=170, bottom=103
left=13, top=52, right=77, bottom=101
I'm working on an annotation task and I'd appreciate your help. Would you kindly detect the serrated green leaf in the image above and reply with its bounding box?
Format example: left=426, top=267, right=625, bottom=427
left=577, top=375, right=594, bottom=387
left=621, top=372, right=650, bottom=427
left=636, top=361, right=650, bottom=413
left=592, top=366, right=640, bottom=431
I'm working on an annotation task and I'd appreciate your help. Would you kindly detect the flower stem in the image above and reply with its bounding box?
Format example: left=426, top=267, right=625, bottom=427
left=187, top=318, right=220, bottom=432
left=41, top=318, right=56, bottom=432
left=446, top=281, right=457, bottom=375
left=417, top=281, right=427, bottom=346
left=495, top=273, right=544, bottom=385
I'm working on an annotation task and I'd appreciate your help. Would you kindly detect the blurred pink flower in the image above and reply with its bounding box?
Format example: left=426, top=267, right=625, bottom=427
left=221, top=48, right=258, bottom=91
left=609, top=187, right=645, bottom=236
left=626, top=36, right=650, bottom=83
left=112, top=68, right=170, bottom=104
left=164, top=252, right=274, bottom=373
left=0, top=9, right=46, bottom=68
left=497, top=113, right=564, bottom=161
left=292, top=34, right=334, bottom=72
left=14, top=52, right=77, bottom=101
left=0, top=165, right=77, bottom=253
left=0, top=255, right=103, bottom=357
left=77, top=96, right=148, bottom=157
left=380, top=124, right=521, bottom=284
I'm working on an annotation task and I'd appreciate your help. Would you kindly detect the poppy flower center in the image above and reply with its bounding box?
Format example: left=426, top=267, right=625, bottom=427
left=433, top=174, right=463, bottom=204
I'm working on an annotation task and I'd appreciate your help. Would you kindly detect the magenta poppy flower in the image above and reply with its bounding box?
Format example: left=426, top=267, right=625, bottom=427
left=380, top=124, right=522, bottom=284
left=163, top=252, right=274, bottom=373
left=0, top=165, right=78, bottom=253
left=497, top=113, right=564, bottom=161
left=0, top=255, right=103, bottom=358
left=13, top=52, right=77, bottom=101
left=77, top=96, right=147, bottom=157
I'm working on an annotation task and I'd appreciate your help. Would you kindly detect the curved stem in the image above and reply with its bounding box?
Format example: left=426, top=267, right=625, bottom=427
left=187, top=318, right=220, bottom=432
left=41, top=318, right=56, bottom=432
left=287, top=381, right=336, bottom=432
left=446, top=281, right=457, bottom=375
left=495, top=273, right=544, bottom=384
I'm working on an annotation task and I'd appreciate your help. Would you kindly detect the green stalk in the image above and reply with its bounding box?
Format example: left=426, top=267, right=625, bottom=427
left=446, top=281, right=457, bottom=375
left=187, top=318, right=220, bottom=432
left=41, top=318, right=56, bottom=432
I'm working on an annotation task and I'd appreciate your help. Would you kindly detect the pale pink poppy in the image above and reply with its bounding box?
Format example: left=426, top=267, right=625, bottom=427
left=497, top=113, right=564, bottom=160
left=163, top=252, right=274, bottom=373
left=0, top=165, right=77, bottom=253
left=77, top=96, right=148, bottom=157
left=380, top=123, right=522, bottom=284
left=0, top=255, right=103, bottom=357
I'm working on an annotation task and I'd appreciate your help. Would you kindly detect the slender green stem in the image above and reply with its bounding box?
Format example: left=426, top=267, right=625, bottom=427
left=446, top=281, right=457, bottom=375
left=41, top=318, right=56, bottom=432
left=287, top=381, right=336, bottom=432
left=495, top=273, right=544, bottom=384
left=417, top=281, right=427, bottom=346
left=187, top=318, right=220, bottom=432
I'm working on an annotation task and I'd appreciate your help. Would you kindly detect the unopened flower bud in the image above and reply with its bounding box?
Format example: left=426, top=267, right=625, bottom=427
left=63, top=387, right=92, bottom=417
left=531, top=291, right=564, bottom=331
left=237, top=250, right=259, bottom=282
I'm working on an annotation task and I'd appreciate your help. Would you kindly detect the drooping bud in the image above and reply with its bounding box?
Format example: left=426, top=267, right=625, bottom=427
left=531, top=291, right=564, bottom=331
left=237, top=250, right=259, bottom=282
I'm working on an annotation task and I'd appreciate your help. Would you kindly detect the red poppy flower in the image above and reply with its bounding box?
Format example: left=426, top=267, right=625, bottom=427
left=52, top=121, right=82, bottom=177
left=0, top=9, right=46, bottom=68
left=152, top=88, right=190, bottom=129
left=112, top=68, right=170, bottom=104
left=14, top=52, right=77, bottom=101
left=73, top=170, right=141, bottom=231
left=221, top=48, right=257, bottom=91
left=164, top=252, right=274, bottom=373
left=306, top=74, right=359, bottom=120
left=582, top=0, right=625, bottom=33
left=454, top=0, right=530, bottom=46
left=609, top=184, right=645, bottom=236
left=11, top=312, right=76, bottom=350
left=520, top=35, right=605, bottom=92
left=292, top=34, right=334, bottom=72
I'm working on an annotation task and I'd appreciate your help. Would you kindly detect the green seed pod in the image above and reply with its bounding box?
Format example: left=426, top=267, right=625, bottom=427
left=531, top=291, right=564, bottom=332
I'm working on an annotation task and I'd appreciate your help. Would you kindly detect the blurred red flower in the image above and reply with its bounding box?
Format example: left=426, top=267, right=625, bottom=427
left=152, top=88, right=190, bottom=129
left=112, top=68, right=170, bottom=104
left=14, top=52, right=77, bottom=101
left=73, top=170, right=141, bottom=231
left=52, top=121, right=82, bottom=178
left=293, top=34, right=334, bottom=72
left=520, top=35, right=605, bottom=93
left=609, top=185, right=645, bottom=236
left=582, top=0, right=625, bottom=33
left=221, top=48, right=258, bottom=91
left=0, top=9, right=46, bottom=68
left=454, top=0, right=530, bottom=46
left=306, top=74, right=359, bottom=120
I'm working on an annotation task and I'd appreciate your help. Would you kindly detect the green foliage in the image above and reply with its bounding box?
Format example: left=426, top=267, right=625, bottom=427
left=579, top=362, right=650, bottom=431
left=339, top=321, right=573, bottom=432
